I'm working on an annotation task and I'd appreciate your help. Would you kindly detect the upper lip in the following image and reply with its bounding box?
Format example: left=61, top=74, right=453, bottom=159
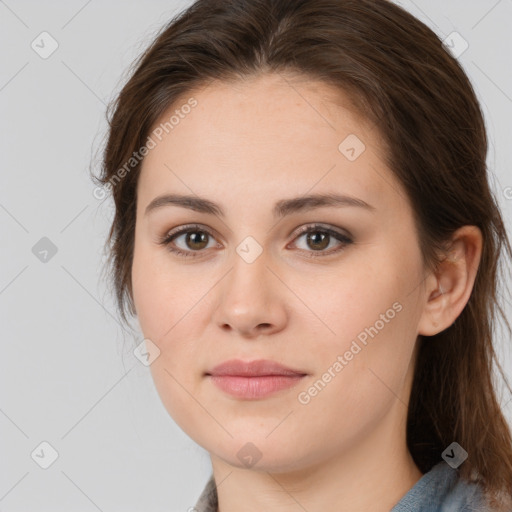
left=206, top=359, right=307, bottom=377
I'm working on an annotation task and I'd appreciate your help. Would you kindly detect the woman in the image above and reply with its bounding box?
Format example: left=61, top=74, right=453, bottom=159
left=94, top=0, right=512, bottom=510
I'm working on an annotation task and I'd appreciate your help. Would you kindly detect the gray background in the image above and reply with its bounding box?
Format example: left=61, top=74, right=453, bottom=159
left=1, top=1, right=511, bottom=510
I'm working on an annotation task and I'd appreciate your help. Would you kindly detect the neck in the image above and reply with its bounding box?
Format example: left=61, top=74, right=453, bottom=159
left=210, top=399, right=424, bottom=512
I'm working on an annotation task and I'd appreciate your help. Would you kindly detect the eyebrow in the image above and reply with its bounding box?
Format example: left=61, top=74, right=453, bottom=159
left=144, top=192, right=376, bottom=218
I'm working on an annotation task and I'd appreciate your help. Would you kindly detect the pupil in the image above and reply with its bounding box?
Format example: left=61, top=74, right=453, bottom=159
left=308, top=232, right=329, bottom=250
left=188, top=231, right=208, bottom=249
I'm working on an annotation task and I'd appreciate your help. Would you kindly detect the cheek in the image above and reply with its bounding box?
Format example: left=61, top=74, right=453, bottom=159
left=131, top=247, right=205, bottom=431
left=131, top=243, right=216, bottom=380
left=301, top=266, right=404, bottom=346
left=292, top=303, right=417, bottom=451
left=132, top=239, right=192, bottom=335
left=299, top=252, right=422, bottom=391
left=131, top=241, right=175, bottom=339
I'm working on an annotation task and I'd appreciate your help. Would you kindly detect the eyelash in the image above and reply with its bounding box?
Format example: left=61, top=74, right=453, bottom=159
left=158, top=223, right=353, bottom=259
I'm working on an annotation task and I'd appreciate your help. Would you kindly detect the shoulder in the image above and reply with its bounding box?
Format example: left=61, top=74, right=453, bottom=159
left=192, top=474, right=217, bottom=512
left=392, top=461, right=501, bottom=512
left=193, top=464, right=508, bottom=512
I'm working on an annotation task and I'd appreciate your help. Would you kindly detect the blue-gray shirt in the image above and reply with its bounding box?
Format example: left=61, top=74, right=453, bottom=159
left=193, top=461, right=494, bottom=511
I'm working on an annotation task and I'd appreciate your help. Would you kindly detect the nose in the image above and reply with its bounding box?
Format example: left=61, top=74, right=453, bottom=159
left=211, top=246, right=288, bottom=339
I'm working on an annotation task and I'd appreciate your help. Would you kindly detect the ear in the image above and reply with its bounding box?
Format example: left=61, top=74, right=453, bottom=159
left=417, top=225, right=483, bottom=336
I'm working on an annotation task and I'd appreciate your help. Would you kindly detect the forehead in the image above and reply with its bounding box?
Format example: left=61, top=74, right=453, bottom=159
left=137, top=73, right=403, bottom=216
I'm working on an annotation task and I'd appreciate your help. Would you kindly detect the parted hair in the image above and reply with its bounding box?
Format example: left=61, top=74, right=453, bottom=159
left=94, top=0, right=512, bottom=508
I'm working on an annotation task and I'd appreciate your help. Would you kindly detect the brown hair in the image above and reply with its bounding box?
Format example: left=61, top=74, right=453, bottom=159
left=93, top=0, right=512, bottom=508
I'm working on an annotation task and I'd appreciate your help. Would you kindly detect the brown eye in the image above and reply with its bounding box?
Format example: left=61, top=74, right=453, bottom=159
left=290, top=224, right=353, bottom=257
left=159, top=225, right=218, bottom=258
left=184, top=231, right=209, bottom=250
left=305, top=231, right=330, bottom=251
left=159, top=223, right=353, bottom=259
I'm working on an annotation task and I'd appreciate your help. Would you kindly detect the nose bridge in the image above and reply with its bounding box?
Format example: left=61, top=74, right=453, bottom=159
left=227, top=238, right=272, bottom=308
left=212, top=236, right=287, bottom=336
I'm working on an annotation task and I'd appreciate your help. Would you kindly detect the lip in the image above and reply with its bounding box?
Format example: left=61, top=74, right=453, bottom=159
left=206, top=358, right=306, bottom=377
left=205, top=359, right=307, bottom=400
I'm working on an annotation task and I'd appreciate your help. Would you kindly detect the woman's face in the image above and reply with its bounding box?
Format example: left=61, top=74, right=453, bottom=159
left=132, top=73, right=429, bottom=472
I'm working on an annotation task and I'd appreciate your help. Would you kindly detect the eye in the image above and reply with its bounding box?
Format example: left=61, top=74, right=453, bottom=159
left=158, top=223, right=353, bottom=259
left=158, top=224, right=219, bottom=258
left=288, top=224, right=353, bottom=258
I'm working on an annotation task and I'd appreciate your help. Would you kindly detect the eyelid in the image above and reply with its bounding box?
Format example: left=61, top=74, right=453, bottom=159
left=158, top=222, right=353, bottom=258
left=290, top=223, right=353, bottom=242
left=286, top=223, right=353, bottom=255
left=163, top=223, right=221, bottom=242
left=158, top=223, right=222, bottom=256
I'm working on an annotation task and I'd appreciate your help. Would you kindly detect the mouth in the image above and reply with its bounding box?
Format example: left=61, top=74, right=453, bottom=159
left=205, top=359, right=307, bottom=399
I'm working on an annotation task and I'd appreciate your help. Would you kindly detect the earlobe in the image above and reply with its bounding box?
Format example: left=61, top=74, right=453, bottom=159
left=417, top=226, right=483, bottom=337
left=417, top=275, right=451, bottom=336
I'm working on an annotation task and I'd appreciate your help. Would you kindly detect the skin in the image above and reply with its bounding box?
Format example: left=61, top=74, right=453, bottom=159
left=131, top=72, right=482, bottom=512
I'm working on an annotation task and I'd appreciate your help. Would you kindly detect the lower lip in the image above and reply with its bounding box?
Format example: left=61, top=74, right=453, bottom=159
left=207, top=374, right=305, bottom=399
